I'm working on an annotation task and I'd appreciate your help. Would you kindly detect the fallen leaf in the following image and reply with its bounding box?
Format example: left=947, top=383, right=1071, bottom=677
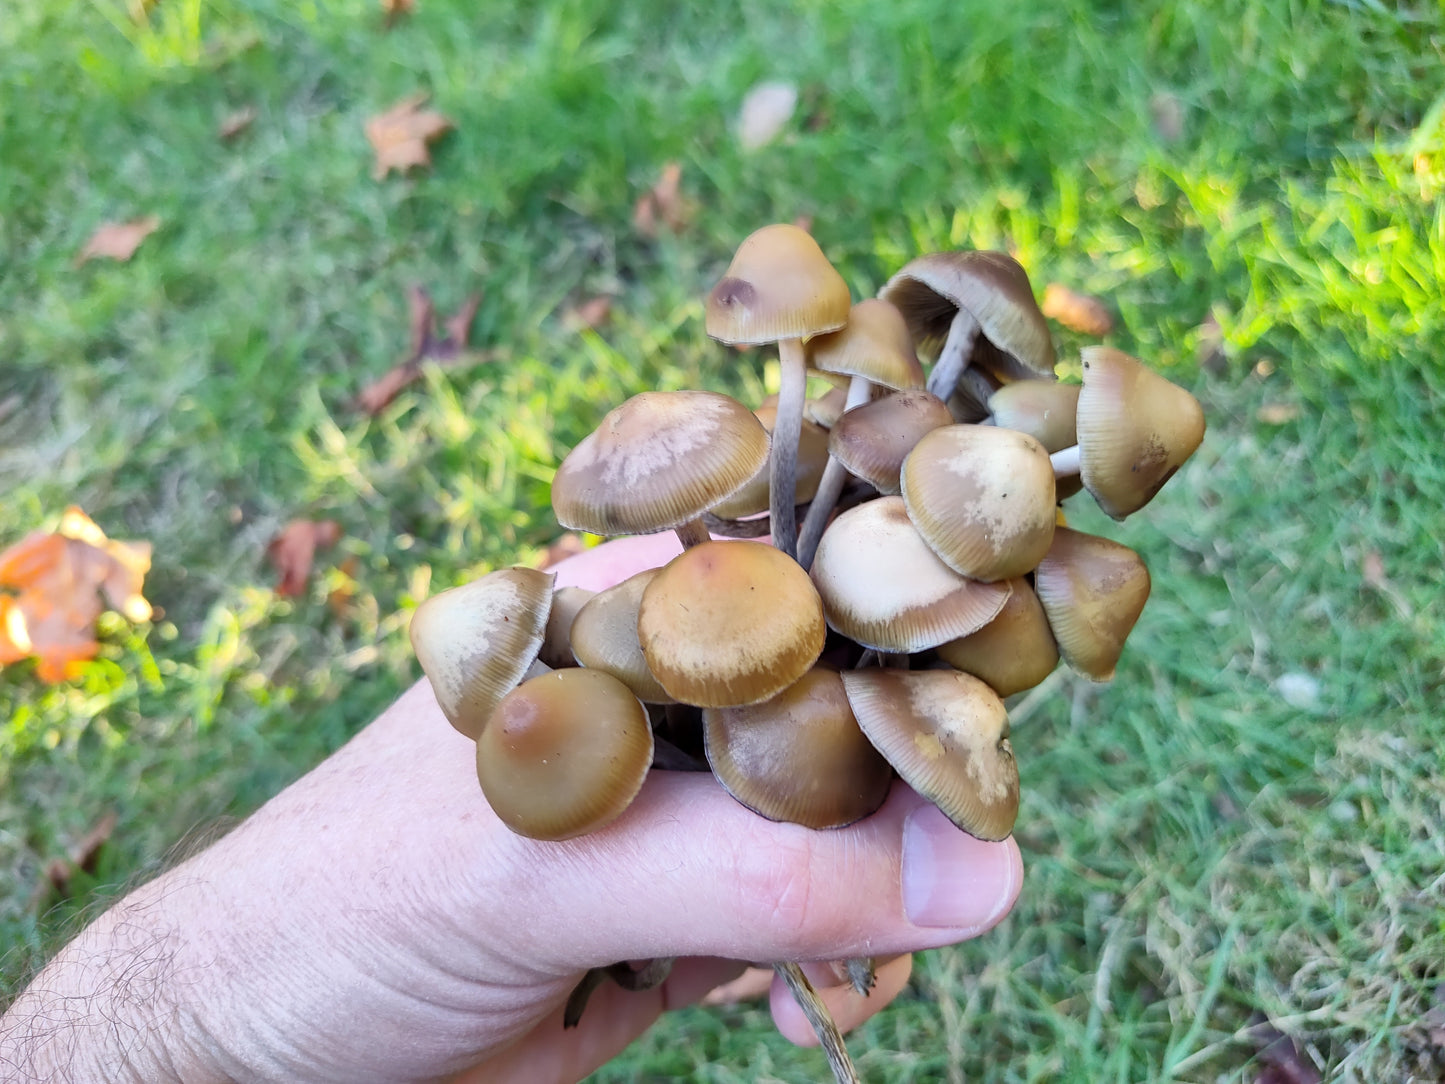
left=356, top=286, right=495, bottom=414
left=365, top=93, right=453, bottom=180
left=535, top=533, right=586, bottom=570
left=0, top=508, right=152, bottom=683
left=267, top=519, right=342, bottom=597
left=737, top=80, right=798, bottom=151
left=563, top=296, right=612, bottom=332
left=41, top=811, right=119, bottom=901
left=632, top=161, right=692, bottom=239
left=381, top=0, right=415, bottom=27
left=1041, top=283, right=1115, bottom=336
left=218, top=106, right=257, bottom=141
left=75, top=216, right=160, bottom=265
left=1256, top=402, right=1300, bottom=425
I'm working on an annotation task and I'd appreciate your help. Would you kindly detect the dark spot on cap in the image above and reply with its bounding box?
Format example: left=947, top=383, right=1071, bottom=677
left=710, top=277, right=756, bottom=310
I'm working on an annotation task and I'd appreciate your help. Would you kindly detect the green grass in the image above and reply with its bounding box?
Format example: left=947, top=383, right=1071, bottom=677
left=2, top=0, right=1443, bottom=1080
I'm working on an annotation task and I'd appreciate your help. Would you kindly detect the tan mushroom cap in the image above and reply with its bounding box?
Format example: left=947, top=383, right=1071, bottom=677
left=569, top=569, right=674, bottom=704
left=805, top=384, right=851, bottom=429
left=1033, top=527, right=1151, bottom=682
left=706, top=224, right=851, bottom=345
left=638, top=540, right=826, bottom=708
left=539, top=585, right=594, bottom=670
left=810, top=496, right=1011, bottom=652
left=476, top=668, right=653, bottom=841
left=901, top=424, right=1057, bottom=583
left=879, top=250, right=1056, bottom=381
left=551, top=391, right=770, bottom=535
left=1077, top=346, right=1206, bottom=520
left=703, top=668, right=893, bottom=829
left=987, top=380, right=1080, bottom=453
left=806, top=298, right=925, bottom=391
left=828, top=389, right=953, bottom=495
left=841, top=668, right=1019, bottom=841
left=935, top=577, right=1059, bottom=697
left=709, top=406, right=831, bottom=519
left=410, top=566, right=554, bottom=739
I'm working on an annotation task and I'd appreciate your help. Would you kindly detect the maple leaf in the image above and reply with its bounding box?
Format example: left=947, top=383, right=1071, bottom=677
left=632, top=162, right=693, bottom=239
left=75, top=217, right=160, bottom=265
left=0, top=508, right=152, bottom=683
left=267, top=519, right=343, bottom=597
left=365, top=93, right=453, bottom=180
left=355, top=285, right=496, bottom=414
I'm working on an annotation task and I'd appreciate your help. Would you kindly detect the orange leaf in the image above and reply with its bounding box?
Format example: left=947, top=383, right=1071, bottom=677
left=1041, top=283, right=1115, bottom=336
left=381, top=0, right=415, bottom=26
left=267, top=519, right=342, bottom=597
left=365, top=94, right=453, bottom=180
left=75, top=217, right=160, bottom=265
left=0, top=508, right=152, bottom=683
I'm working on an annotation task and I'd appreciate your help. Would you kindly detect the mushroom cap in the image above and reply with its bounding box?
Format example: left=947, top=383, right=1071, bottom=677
left=706, top=224, right=851, bottom=345
left=476, top=668, right=653, bottom=840
left=901, top=424, right=1057, bottom=582
left=410, top=566, right=555, bottom=739
left=805, top=384, right=851, bottom=429
left=551, top=390, right=770, bottom=535
left=841, top=668, right=1019, bottom=841
left=638, top=540, right=826, bottom=707
left=538, top=585, right=595, bottom=670
left=806, top=298, right=925, bottom=390
left=987, top=380, right=1080, bottom=453
left=1033, top=526, right=1151, bottom=681
left=879, top=250, right=1056, bottom=381
left=1077, top=346, right=1206, bottom=520
left=568, top=569, right=675, bottom=703
left=827, top=389, right=953, bottom=495
left=709, top=405, right=831, bottom=519
left=810, top=496, right=1011, bottom=652
left=703, top=668, right=893, bottom=829
left=935, top=577, right=1060, bottom=697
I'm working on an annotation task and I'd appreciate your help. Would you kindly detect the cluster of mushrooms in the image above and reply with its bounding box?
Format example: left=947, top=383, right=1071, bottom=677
left=409, top=224, right=1205, bottom=1084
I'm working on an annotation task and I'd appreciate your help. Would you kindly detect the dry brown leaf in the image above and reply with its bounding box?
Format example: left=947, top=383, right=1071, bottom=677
left=218, top=106, right=257, bottom=141
left=632, top=162, right=692, bottom=239
left=1256, top=402, right=1301, bottom=425
left=1041, top=283, right=1114, bottom=336
left=563, top=296, right=612, bottom=332
left=75, top=217, right=160, bottom=265
left=41, top=811, right=119, bottom=902
left=365, top=94, right=453, bottom=180
left=535, top=533, right=586, bottom=570
left=267, top=519, right=342, bottom=597
left=356, top=286, right=493, bottom=414
left=381, top=0, right=415, bottom=27
left=0, top=508, right=152, bottom=683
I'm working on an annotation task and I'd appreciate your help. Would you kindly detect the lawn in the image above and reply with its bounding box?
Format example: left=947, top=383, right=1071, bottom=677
left=2, top=0, right=1443, bottom=1080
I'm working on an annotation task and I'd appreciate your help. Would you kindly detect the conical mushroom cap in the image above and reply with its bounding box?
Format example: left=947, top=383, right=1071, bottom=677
left=1077, top=346, right=1206, bottom=520
left=842, top=668, right=1019, bottom=841
left=476, top=668, right=653, bottom=840
left=879, top=251, right=1055, bottom=381
left=410, top=566, right=554, bottom=739
left=703, top=668, right=893, bottom=829
left=551, top=390, right=770, bottom=535
left=935, top=577, right=1059, bottom=697
left=987, top=380, right=1080, bottom=453
left=806, top=299, right=925, bottom=390
left=810, top=496, right=1011, bottom=652
left=638, top=540, right=826, bottom=708
left=706, top=224, right=851, bottom=345
left=709, top=406, right=830, bottom=519
left=901, top=424, right=1057, bottom=582
left=1033, top=527, right=1150, bottom=681
left=828, top=389, right=953, bottom=495
left=569, top=569, right=675, bottom=704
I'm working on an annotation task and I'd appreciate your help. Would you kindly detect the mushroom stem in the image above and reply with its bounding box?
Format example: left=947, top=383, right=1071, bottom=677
left=774, top=961, right=862, bottom=1084
left=797, top=375, right=873, bottom=571
left=770, top=338, right=809, bottom=560
left=1050, top=444, right=1081, bottom=477
left=673, top=518, right=713, bottom=550
left=924, top=306, right=981, bottom=401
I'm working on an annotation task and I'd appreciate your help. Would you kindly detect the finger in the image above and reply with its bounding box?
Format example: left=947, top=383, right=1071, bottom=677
left=549, top=532, right=684, bottom=590
left=769, top=954, right=914, bottom=1046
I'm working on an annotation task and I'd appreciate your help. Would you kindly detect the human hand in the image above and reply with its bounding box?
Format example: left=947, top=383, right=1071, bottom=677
left=0, top=533, right=1022, bottom=1084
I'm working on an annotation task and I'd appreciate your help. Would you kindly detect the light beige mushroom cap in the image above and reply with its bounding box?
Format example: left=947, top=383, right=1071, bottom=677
left=806, top=298, right=925, bottom=390
left=706, top=224, right=851, bottom=344
left=987, top=380, right=1080, bottom=453
left=569, top=569, right=675, bottom=704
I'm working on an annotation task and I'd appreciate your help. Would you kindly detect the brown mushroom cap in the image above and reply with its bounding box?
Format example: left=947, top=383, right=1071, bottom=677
left=709, top=405, right=831, bottom=519
left=841, top=668, right=1019, bottom=841
left=703, top=668, right=893, bottom=829
left=810, top=496, right=1011, bottom=652
left=476, top=668, right=653, bottom=841
left=705, top=224, right=851, bottom=345
left=879, top=251, right=1055, bottom=381
left=551, top=390, right=770, bottom=535
left=409, top=566, right=555, bottom=739
left=935, top=577, right=1059, bottom=697
left=1033, top=526, right=1151, bottom=681
left=806, top=298, right=925, bottom=391
left=901, top=424, right=1057, bottom=582
left=827, top=389, right=953, bottom=495
left=539, top=585, right=595, bottom=670
left=987, top=380, right=1080, bottom=453
left=1076, top=346, right=1206, bottom=520
left=638, top=540, right=826, bottom=707
left=568, top=569, right=674, bottom=703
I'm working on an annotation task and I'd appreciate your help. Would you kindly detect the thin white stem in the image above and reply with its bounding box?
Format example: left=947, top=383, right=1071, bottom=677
left=796, top=374, right=872, bottom=571
left=924, top=306, right=981, bottom=400
left=770, top=338, right=808, bottom=560
left=1050, top=444, right=1081, bottom=477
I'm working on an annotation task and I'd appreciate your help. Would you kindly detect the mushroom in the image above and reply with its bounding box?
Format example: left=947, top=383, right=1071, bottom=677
left=476, top=667, right=654, bottom=840
left=880, top=250, right=1055, bottom=403
left=934, top=577, right=1059, bottom=697
left=708, top=405, right=831, bottom=521
left=409, top=566, right=555, bottom=739
left=984, top=379, right=1083, bottom=500
left=1032, top=526, right=1151, bottom=681
left=538, top=585, right=595, bottom=670
left=822, top=389, right=954, bottom=497
left=706, top=224, right=851, bottom=559
left=568, top=569, right=675, bottom=704
left=551, top=390, right=770, bottom=549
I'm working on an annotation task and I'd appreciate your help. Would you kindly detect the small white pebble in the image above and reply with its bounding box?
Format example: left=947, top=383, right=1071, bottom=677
left=1274, top=671, right=1321, bottom=710
left=737, top=81, right=798, bottom=151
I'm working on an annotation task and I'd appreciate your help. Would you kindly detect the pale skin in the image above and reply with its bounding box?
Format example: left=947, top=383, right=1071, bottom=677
left=0, top=534, right=1024, bottom=1084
